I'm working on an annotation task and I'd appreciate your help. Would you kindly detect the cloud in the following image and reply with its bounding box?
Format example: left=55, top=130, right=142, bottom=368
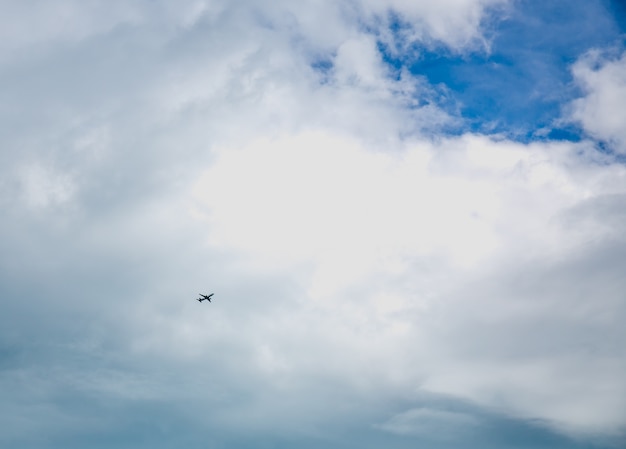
left=569, top=49, right=626, bottom=153
left=190, top=128, right=626, bottom=438
left=378, top=407, right=481, bottom=438
left=16, top=163, right=76, bottom=210
left=0, top=1, right=625, bottom=448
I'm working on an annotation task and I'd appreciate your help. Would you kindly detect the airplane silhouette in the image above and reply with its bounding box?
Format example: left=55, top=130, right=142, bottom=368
left=197, top=293, right=214, bottom=303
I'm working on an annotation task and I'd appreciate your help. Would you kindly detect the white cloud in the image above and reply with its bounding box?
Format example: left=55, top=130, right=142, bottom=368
left=17, top=163, right=75, bottom=210
left=189, top=128, right=626, bottom=437
left=194, top=132, right=623, bottom=278
left=233, top=0, right=508, bottom=53
left=334, top=36, right=388, bottom=88
left=0, top=0, right=624, bottom=446
left=570, top=50, right=626, bottom=154
left=358, top=0, right=507, bottom=50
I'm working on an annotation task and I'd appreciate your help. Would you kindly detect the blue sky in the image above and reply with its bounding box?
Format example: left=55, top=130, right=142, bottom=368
left=1, top=1, right=626, bottom=448
left=379, top=0, right=625, bottom=139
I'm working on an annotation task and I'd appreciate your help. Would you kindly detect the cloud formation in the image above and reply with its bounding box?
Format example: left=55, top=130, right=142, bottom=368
left=0, top=1, right=625, bottom=448
left=570, top=50, right=626, bottom=153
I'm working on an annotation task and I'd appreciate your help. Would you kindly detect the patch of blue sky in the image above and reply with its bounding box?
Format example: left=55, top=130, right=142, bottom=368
left=379, top=0, right=626, bottom=142
left=310, top=58, right=334, bottom=84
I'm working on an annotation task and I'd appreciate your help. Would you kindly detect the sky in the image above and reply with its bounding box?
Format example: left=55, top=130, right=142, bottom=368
left=1, top=0, right=626, bottom=448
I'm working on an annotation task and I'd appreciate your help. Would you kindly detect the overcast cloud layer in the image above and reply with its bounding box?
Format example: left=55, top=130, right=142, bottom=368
left=1, top=1, right=625, bottom=448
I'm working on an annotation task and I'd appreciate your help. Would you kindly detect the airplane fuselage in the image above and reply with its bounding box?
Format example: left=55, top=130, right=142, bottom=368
left=197, top=293, right=214, bottom=302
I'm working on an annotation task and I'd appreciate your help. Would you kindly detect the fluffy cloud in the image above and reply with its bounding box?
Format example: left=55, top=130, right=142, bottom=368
left=190, top=129, right=626, bottom=437
left=570, top=49, right=626, bottom=154
left=0, top=1, right=625, bottom=448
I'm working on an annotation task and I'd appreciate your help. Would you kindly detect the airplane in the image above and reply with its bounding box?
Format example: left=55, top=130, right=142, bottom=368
left=197, top=293, right=214, bottom=303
